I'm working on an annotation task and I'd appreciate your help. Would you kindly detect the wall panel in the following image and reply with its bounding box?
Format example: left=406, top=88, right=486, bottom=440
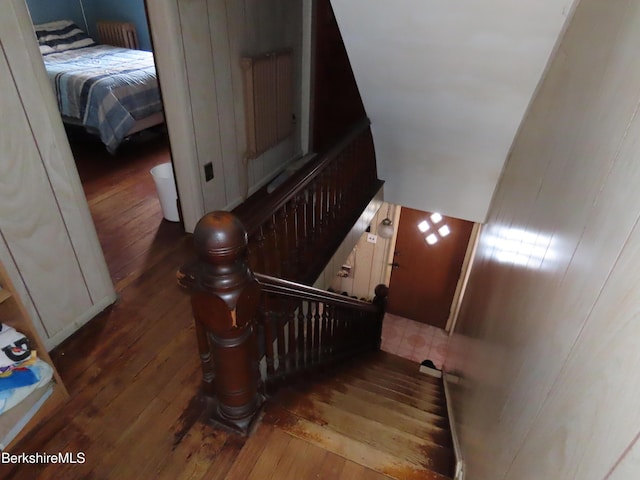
left=159, top=0, right=303, bottom=219
left=0, top=0, right=115, bottom=349
left=447, top=0, right=640, bottom=478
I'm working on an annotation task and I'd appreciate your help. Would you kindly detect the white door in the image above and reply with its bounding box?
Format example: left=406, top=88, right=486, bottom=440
left=0, top=0, right=115, bottom=349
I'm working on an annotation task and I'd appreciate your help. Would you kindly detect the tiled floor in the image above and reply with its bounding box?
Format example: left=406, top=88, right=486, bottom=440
left=380, top=313, right=450, bottom=369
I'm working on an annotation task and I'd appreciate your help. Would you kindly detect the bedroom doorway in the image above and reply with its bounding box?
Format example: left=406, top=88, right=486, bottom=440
left=24, top=0, right=184, bottom=289
left=69, top=133, right=182, bottom=290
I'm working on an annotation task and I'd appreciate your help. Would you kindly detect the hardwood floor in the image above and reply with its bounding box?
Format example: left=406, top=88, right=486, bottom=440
left=69, top=129, right=184, bottom=290
left=2, top=135, right=450, bottom=479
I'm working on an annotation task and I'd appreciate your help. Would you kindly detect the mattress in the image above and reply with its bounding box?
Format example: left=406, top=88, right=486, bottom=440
left=42, top=45, right=163, bottom=153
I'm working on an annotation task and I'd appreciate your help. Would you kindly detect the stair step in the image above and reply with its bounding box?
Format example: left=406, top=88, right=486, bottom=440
left=307, top=379, right=450, bottom=429
left=343, top=365, right=445, bottom=398
left=361, top=361, right=443, bottom=386
left=333, top=374, right=447, bottom=414
left=264, top=402, right=453, bottom=480
left=292, top=383, right=452, bottom=448
left=274, top=388, right=454, bottom=477
left=372, top=351, right=434, bottom=376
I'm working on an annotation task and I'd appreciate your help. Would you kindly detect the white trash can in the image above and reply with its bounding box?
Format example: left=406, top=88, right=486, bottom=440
left=150, top=162, right=180, bottom=222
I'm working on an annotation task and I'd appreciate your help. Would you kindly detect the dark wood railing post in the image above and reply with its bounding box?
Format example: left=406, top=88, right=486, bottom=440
left=373, top=284, right=389, bottom=350
left=177, top=211, right=263, bottom=435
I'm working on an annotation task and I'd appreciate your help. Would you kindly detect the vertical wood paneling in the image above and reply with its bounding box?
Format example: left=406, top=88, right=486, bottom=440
left=177, top=0, right=227, bottom=209
left=609, top=435, right=640, bottom=480
left=331, top=202, right=396, bottom=300
left=447, top=0, right=640, bottom=478
left=0, top=0, right=115, bottom=348
left=146, top=0, right=205, bottom=232
left=0, top=237, right=47, bottom=343
left=149, top=0, right=303, bottom=217
left=0, top=51, right=89, bottom=337
left=4, top=0, right=113, bottom=308
left=207, top=0, right=302, bottom=210
left=209, top=0, right=244, bottom=203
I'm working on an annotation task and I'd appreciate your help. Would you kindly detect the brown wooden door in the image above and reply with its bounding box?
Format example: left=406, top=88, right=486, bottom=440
left=387, top=207, right=474, bottom=328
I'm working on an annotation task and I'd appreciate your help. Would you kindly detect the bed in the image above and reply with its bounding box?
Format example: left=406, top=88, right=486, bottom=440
left=34, top=20, right=164, bottom=153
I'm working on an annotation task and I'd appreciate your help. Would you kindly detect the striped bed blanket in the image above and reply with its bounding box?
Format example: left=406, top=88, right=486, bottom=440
left=42, top=45, right=163, bottom=153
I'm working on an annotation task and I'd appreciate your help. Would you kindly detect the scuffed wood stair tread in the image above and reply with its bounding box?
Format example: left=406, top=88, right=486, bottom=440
left=326, top=376, right=448, bottom=417
left=358, top=361, right=443, bottom=386
left=263, top=403, right=453, bottom=480
left=272, top=389, right=454, bottom=477
left=339, top=367, right=445, bottom=399
left=298, top=379, right=450, bottom=429
left=288, top=385, right=453, bottom=448
left=369, top=351, right=436, bottom=376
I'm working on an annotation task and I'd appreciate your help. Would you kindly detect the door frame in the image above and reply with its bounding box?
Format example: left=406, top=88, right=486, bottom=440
left=445, top=223, right=481, bottom=332
left=144, top=0, right=205, bottom=232
left=384, top=205, right=481, bottom=332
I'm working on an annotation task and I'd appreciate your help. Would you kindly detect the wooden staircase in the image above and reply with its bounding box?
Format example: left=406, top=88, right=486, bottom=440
left=226, top=352, right=455, bottom=480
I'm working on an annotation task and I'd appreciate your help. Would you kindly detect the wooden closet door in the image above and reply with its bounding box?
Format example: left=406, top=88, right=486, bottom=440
left=0, top=0, right=115, bottom=348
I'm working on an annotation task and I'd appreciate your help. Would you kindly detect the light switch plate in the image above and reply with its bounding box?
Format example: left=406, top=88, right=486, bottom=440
left=367, top=233, right=377, bottom=244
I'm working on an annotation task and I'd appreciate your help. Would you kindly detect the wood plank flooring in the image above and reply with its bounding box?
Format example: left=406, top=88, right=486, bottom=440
left=2, top=134, right=453, bottom=479
left=69, top=129, right=183, bottom=290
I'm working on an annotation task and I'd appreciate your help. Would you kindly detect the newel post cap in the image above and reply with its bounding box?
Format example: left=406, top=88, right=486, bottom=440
left=193, top=211, right=248, bottom=265
left=374, top=284, right=389, bottom=299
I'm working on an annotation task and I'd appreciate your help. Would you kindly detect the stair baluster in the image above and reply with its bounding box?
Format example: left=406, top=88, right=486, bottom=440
left=233, top=119, right=384, bottom=284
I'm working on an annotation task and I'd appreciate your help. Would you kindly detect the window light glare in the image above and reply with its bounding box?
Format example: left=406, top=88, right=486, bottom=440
left=417, top=220, right=430, bottom=232
left=438, top=225, right=450, bottom=237
left=430, top=212, right=443, bottom=224
left=426, top=234, right=438, bottom=245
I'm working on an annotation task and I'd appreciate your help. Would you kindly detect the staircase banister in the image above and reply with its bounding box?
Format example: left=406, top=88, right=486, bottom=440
left=255, top=272, right=380, bottom=313
left=234, top=118, right=372, bottom=234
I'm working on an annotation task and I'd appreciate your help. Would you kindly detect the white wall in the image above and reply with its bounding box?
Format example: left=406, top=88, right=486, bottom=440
left=0, top=0, right=115, bottom=350
left=447, top=0, right=640, bottom=478
left=331, top=0, right=577, bottom=223
left=148, top=0, right=303, bottom=231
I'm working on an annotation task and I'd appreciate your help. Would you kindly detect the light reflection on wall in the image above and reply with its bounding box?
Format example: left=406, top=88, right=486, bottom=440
left=485, top=227, right=555, bottom=269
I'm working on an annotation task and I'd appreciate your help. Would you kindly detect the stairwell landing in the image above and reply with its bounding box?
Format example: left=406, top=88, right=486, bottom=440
left=381, top=314, right=450, bottom=369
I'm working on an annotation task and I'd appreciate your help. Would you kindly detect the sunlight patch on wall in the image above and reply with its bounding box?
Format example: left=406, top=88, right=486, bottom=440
left=485, top=227, right=555, bottom=269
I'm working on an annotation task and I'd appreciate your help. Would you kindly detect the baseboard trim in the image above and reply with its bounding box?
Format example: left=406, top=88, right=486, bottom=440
left=419, top=364, right=442, bottom=378
left=443, top=372, right=465, bottom=480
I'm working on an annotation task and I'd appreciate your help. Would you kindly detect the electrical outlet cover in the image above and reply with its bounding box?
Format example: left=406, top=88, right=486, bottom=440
left=367, top=233, right=377, bottom=243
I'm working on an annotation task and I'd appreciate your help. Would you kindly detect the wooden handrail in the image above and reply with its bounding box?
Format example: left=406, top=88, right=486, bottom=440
left=233, top=118, right=382, bottom=284
left=255, top=273, right=379, bottom=313
left=234, top=118, right=371, bottom=234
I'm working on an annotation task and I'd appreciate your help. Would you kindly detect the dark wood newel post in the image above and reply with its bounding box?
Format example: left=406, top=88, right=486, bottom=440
left=177, top=211, right=263, bottom=435
left=373, top=284, right=389, bottom=350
